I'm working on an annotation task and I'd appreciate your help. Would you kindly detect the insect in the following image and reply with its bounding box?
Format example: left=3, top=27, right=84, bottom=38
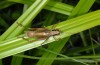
left=26, top=28, right=60, bottom=39
left=17, top=22, right=61, bottom=43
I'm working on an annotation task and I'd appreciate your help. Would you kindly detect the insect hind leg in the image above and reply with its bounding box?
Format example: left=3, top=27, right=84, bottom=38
left=39, top=37, right=49, bottom=46
left=18, top=36, right=36, bottom=43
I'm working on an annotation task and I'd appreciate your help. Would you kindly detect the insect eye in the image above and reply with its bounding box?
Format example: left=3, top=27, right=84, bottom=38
left=52, top=30, right=55, bottom=31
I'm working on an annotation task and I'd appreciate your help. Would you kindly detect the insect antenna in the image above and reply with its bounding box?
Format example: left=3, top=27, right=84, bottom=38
left=16, top=22, right=36, bottom=43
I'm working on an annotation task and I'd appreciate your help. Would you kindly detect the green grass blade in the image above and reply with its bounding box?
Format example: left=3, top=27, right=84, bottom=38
left=10, top=4, right=28, bottom=65
left=11, top=52, right=24, bottom=65
left=0, top=0, right=49, bottom=41
left=36, top=10, right=58, bottom=65
left=0, top=0, right=49, bottom=65
left=70, top=0, right=95, bottom=54
left=13, top=54, right=100, bottom=63
left=68, top=0, right=95, bottom=18
left=36, top=38, right=69, bottom=65
left=89, top=29, right=98, bottom=65
left=44, top=1, right=73, bottom=15
left=6, top=0, right=49, bottom=39
left=8, top=0, right=73, bottom=15
left=66, top=44, right=98, bottom=55
left=0, top=0, right=40, bottom=41
left=43, top=12, right=56, bottom=26
left=36, top=0, right=98, bottom=63
left=37, top=47, right=89, bottom=65
left=67, top=0, right=95, bottom=56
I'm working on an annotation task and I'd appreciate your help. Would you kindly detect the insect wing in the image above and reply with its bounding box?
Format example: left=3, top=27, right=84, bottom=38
left=29, top=28, right=49, bottom=32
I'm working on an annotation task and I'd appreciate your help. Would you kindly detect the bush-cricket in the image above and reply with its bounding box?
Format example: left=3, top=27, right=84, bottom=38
left=17, top=22, right=61, bottom=44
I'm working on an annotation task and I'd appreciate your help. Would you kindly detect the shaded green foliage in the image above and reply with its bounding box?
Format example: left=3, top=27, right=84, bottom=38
left=0, top=0, right=100, bottom=65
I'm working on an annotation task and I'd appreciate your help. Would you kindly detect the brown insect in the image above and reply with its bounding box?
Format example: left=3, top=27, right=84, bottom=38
left=26, top=28, right=60, bottom=40
left=17, top=22, right=61, bottom=43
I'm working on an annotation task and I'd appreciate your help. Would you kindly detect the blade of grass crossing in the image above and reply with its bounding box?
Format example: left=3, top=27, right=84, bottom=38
left=76, top=0, right=96, bottom=15
left=8, top=0, right=74, bottom=15
left=10, top=4, right=28, bottom=65
left=47, top=0, right=93, bottom=64
left=89, top=29, right=98, bottom=65
left=77, top=0, right=95, bottom=53
left=66, top=44, right=98, bottom=55
left=0, top=0, right=42, bottom=41
left=36, top=0, right=67, bottom=65
left=36, top=38, right=69, bottom=65
left=68, top=0, right=96, bottom=64
left=36, top=10, right=57, bottom=65
left=0, top=0, right=50, bottom=65
left=67, top=0, right=95, bottom=53
left=10, top=0, right=50, bottom=65
left=11, top=53, right=24, bottom=65
left=68, top=0, right=95, bottom=18
left=0, top=1, right=42, bottom=65
left=44, top=1, right=73, bottom=15
left=36, top=0, right=96, bottom=65
left=43, top=12, right=56, bottom=26
left=68, top=0, right=96, bottom=57
left=36, top=0, right=68, bottom=65
left=6, top=0, right=50, bottom=39
left=37, top=47, right=89, bottom=65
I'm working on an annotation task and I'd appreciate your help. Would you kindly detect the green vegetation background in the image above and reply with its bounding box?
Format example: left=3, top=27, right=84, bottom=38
left=0, top=0, right=100, bottom=65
